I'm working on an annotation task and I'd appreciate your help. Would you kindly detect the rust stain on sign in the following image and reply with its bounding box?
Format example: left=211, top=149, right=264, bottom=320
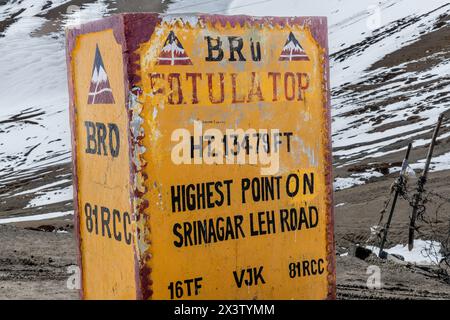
left=66, top=13, right=334, bottom=300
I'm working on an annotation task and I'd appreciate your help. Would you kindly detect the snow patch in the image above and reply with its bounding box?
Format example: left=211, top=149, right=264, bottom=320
left=26, top=186, right=73, bottom=208
left=334, top=170, right=384, bottom=191
left=0, top=211, right=74, bottom=224
left=367, top=239, right=443, bottom=265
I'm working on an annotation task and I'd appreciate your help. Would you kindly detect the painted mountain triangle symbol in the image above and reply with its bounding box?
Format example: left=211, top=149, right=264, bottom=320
left=279, top=32, right=309, bottom=61
left=87, top=45, right=115, bottom=104
left=157, top=31, right=192, bottom=65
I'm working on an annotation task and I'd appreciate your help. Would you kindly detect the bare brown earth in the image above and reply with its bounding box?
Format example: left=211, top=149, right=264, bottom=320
left=335, top=170, right=450, bottom=299
left=1, top=169, right=449, bottom=300
left=0, top=223, right=78, bottom=300
left=335, top=169, right=450, bottom=249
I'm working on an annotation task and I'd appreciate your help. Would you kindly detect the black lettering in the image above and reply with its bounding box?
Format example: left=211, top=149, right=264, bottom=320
left=280, top=209, right=290, bottom=232
left=205, top=36, right=224, bottom=61
left=190, top=135, right=203, bottom=159
left=286, top=173, right=299, bottom=197
left=318, top=259, right=324, bottom=274
left=171, top=185, right=182, bottom=213
left=84, top=121, right=97, bottom=154
left=206, top=182, right=214, bottom=208
left=84, top=202, right=93, bottom=232
left=112, top=209, right=122, bottom=242
left=250, top=38, right=261, bottom=61
left=186, top=184, right=196, bottom=211
left=101, top=206, right=111, bottom=238
left=309, top=206, right=319, bottom=228
left=304, top=172, right=314, bottom=194
left=233, top=270, right=245, bottom=288
left=108, top=123, right=120, bottom=157
left=311, top=260, right=317, bottom=275
left=302, top=260, right=311, bottom=276
left=250, top=213, right=258, bottom=236
left=173, top=223, right=183, bottom=247
left=208, top=218, right=217, bottom=243
left=299, top=207, right=309, bottom=230
left=183, top=222, right=193, bottom=247
left=123, top=212, right=132, bottom=245
left=254, top=266, right=265, bottom=284
left=96, top=122, right=107, bottom=155
left=244, top=268, right=254, bottom=286
left=228, top=36, right=246, bottom=61
left=241, top=178, right=250, bottom=204
left=216, top=217, right=224, bottom=241
left=234, top=215, right=245, bottom=239
left=214, top=181, right=224, bottom=207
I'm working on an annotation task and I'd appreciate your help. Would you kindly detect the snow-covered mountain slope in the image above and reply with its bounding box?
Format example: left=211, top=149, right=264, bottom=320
left=230, top=0, right=450, bottom=189
left=0, top=0, right=168, bottom=220
left=0, top=0, right=233, bottom=221
left=1, top=0, right=450, bottom=220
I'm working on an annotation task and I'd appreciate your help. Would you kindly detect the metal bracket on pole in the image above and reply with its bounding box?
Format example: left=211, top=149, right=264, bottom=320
left=408, top=113, right=444, bottom=251
left=378, top=142, right=413, bottom=258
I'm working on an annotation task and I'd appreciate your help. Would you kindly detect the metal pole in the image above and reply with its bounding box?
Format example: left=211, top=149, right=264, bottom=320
left=379, top=143, right=413, bottom=258
left=408, top=113, right=444, bottom=251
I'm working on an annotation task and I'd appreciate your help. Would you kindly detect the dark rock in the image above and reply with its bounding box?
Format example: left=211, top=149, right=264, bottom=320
left=390, top=254, right=405, bottom=261
left=350, top=245, right=373, bottom=260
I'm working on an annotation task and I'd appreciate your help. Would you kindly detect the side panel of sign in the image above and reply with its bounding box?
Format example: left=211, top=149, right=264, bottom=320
left=70, top=29, right=138, bottom=299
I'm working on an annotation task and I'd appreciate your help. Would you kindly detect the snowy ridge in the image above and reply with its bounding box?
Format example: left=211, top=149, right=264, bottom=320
left=1, top=0, right=450, bottom=219
left=230, top=0, right=450, bottom=189
left=0, top=0, right=115, bottom=219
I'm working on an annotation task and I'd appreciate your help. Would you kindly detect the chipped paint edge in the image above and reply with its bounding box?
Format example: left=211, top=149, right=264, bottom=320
left=318, top=17, right=336, bottom=300
left=65, top=27, right=84, bottom=300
